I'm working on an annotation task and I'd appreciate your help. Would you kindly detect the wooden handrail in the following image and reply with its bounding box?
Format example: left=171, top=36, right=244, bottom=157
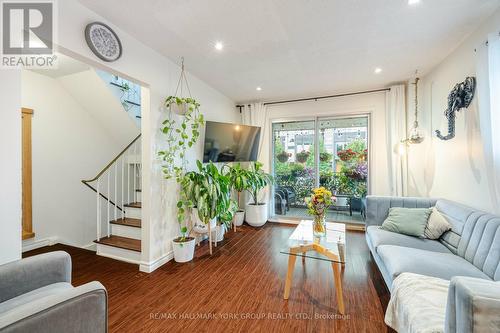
left=82, top=134, right=141, bottom=183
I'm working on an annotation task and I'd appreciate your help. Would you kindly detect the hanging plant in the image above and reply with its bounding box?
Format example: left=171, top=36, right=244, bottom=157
left=337, top=149, right=356, bottom=162
left=276, top=151, right=291, bottom=163
left=319, top=152, right=332, bottom=163
left=296, top=150, right=310, bottom=164
left=158, top=58, right=205, bottom=182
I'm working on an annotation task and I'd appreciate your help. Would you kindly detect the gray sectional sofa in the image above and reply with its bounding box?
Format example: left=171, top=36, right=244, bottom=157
left=0, top=251, right=107, bottom=333
left=366, top=196, right=500, bottom=332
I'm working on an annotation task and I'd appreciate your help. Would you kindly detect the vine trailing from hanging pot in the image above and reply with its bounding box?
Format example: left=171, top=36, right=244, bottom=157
left=158, top=58, right=205, bottom=183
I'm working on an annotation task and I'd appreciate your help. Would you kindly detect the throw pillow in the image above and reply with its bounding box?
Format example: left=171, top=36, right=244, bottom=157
left=381, top=207, right=431, bottom=237
left=424, top=207, right=452, bottom=239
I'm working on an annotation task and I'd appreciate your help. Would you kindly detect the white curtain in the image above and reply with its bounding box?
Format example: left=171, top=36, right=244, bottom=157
left=386, top=85, right=408, bottom=196
left=476, top=33, right=500, bottom=213
left=241, top=102, right=270, bottom=203
left=241, top=102, right=268, bottom=163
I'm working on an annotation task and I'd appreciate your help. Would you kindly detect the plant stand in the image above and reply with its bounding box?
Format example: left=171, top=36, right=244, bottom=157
left=192, top=220, right=217, bottom=255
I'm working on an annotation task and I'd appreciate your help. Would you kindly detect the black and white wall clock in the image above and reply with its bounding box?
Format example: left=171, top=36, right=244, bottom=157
left=85, top=22, right=122, bottom=62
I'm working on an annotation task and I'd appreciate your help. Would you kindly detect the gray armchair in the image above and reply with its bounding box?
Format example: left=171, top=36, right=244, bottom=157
left=0, top=251, right=107, bottom=333
left=445, top=276, right=500, bottom=333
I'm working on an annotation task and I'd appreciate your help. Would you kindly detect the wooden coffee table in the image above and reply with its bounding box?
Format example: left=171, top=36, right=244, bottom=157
left=281, top=220, right=346, bottom=314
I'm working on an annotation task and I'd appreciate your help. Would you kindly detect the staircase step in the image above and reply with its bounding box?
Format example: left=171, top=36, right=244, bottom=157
left=125, top=202, right=141, bottom=208
left=94, top=235, right=141, bottom=252
left=110, top=217, right=141, bottom=228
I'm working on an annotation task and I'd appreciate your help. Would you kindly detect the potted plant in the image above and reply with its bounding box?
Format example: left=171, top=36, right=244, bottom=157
left=165, top=96, right=200, bottom=116
left=276, top=151, right=291, bottom=163
left=296, top=150, right=310, bottom=163
left=244, top=162, right=273, bottom=227
left=319, top=152, right=332, bottom=163
left=337, top=149, right=356, bottom=162
left=179, top=161, right=237, bottom=254
left=225, top=163, right=248, bottom=229
left=172, top=175, right=196, bottom=263
left=158, top=97, right=204, bottom=181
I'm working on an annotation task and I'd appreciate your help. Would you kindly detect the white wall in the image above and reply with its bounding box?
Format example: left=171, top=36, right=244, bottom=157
left=407, top=9, right=500, bottom=212
left=0, top=70, right=22, bottom=265
left=21, top=70, right=124, bottom=249
left=263, top=91, right=391, bottom=196
left=58, top=69, right=139, bottom=145
left=1, top=0, right=238, bottom=268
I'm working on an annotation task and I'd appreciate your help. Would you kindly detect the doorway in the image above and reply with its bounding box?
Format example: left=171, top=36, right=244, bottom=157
left=22, top=108, right=34, bottom=240
left=271, top=115, right=369, bottom=223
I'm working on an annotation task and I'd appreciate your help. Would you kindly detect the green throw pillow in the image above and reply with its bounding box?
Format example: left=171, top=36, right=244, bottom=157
left=381, top=207, right=432, bottom=238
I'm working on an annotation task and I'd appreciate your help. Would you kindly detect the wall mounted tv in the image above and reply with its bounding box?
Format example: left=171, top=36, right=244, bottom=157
left=203, top=121, right=261, bottom=163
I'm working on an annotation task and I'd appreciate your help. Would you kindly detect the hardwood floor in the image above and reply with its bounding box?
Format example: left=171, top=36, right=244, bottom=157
left=24, top=223, right=392, bottom=333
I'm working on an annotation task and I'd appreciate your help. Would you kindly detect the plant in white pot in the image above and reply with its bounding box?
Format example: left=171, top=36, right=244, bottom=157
left=179, top=161, right=236, bottom=255
left=244, top=162, right=273, bottom=227
left=224, top=163, right=249, bottom=231
left=158, top=96, right=203, bottom=182
left=171, top=176, right=196, bottom=263
left=158, top=59, right=205, bottom=262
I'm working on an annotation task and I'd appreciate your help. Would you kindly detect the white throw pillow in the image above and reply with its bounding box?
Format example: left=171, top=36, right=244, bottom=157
left=424, top=207, right=451, bottom=240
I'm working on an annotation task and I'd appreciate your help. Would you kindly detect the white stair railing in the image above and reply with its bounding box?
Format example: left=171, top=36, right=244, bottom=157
left=82, top=134, right=141, bottom=241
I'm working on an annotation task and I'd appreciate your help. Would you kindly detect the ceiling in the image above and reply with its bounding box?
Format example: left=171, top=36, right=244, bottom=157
left=78, top=0, right=500, bottom=103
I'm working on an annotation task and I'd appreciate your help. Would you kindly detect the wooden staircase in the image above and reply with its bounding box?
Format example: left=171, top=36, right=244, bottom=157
left=94, top=199, right=142, bottom=264
left=83, top=135, right=143, bottom=265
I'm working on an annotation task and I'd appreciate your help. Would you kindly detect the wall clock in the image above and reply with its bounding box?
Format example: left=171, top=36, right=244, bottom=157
left=85, top=22, right=122, bottom=62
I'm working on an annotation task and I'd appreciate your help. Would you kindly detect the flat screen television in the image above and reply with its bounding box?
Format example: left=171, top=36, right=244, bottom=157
left=203, top=121, right=261, bottom=163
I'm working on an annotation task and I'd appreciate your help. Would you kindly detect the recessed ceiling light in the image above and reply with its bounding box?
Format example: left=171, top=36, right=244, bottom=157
left=256, top=86, right=262, bottom=91
left=374, top=67, right=382, bottom=74
left=408, top=0, right=420, bottom=5
left=214, top=41, right=224, bottom=51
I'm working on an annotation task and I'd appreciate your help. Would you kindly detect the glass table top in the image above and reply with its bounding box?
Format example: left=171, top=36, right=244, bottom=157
left=280, top=220, right=346, bottom=263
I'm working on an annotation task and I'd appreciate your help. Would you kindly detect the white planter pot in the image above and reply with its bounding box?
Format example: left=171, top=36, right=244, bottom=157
left=192, top=208, right=216, bottom=233
left=172, top=237, right=195, bottom=263
left=171, top=102, right=188, bottom=115
left=212, top=224, right=226, bottom=243
left=233, top=210, right=245, bottom=227
left=245, top=203, right=268, bottom=227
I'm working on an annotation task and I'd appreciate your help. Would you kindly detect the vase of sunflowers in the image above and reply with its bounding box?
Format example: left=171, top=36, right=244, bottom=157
left=305, top=187, right=336, bottom=237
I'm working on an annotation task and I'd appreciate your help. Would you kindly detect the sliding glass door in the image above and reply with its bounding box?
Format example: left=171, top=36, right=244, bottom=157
left=271, top=115, right=369, bottom=223
left=272, top=121, right=316, bottom=218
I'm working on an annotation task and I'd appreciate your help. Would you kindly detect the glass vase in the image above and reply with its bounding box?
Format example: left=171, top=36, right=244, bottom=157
left=313, top=214, right=326, bottom=237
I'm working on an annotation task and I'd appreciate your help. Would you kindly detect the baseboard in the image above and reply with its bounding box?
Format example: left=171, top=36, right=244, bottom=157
left=139, top=251, right=174, bottom=273
left=22, top=236, right=58, bottom=252
left=82, top=242, right=97, bottom=251
left=97, top=251, right=141, bottom=265
left=23, top=236, right=99, bottom=253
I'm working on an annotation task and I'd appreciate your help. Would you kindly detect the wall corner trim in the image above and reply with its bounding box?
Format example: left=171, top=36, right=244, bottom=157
left=139, top=251, right=174, bottom=273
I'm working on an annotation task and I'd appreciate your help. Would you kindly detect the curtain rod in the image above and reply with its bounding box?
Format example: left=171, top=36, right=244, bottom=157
left=236, top=88, right=390, bottom=109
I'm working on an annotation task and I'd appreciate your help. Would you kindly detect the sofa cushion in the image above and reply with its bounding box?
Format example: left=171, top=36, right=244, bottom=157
left=377, top=245, right=490, bottom=282
left=425, top=207, right=452, bottom=240
left=381, top=207, right=431, bottom=237
left=366, top=226, right=452, bottom=254
left=0, top=282, right=73, bottom=313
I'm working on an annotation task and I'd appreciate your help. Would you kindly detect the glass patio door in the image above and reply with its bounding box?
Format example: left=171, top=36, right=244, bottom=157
left=271, top=116, right=369, bottom=223
left=272, top=120, right=316, bottom=219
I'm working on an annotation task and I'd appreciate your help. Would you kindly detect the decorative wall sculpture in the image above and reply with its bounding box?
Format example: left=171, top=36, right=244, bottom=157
left=435, top=77, right=476, bottom=141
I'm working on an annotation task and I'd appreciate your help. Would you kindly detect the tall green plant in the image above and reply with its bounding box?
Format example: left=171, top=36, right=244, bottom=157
left=245, top=162, right=273, bottom=205
left=224, top=163, right=249, bottom=211
left=178, top=161, right=237, bottom=235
